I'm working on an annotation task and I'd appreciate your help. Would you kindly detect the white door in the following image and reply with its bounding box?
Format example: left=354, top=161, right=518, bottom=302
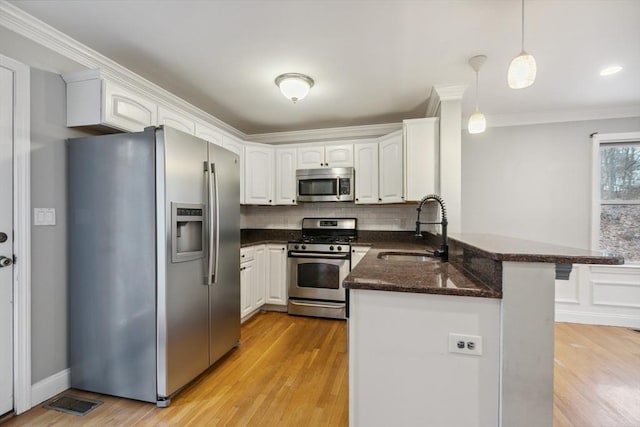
left=0, top=64, right=15, bottom=415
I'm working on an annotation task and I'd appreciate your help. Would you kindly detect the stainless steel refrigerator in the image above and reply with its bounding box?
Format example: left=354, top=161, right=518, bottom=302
left=67, top=126, right=240, bottom=406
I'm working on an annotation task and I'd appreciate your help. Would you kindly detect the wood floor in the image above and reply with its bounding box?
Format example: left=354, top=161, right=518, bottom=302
left=3, top=313, right=640, bottom=426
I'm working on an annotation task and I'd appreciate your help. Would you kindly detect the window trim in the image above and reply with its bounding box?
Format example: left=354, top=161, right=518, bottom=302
left=591, top=131, right=640, bottom=258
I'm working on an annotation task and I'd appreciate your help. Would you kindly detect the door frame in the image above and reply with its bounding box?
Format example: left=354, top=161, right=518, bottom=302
left=1, top=54, right=32, bottom=414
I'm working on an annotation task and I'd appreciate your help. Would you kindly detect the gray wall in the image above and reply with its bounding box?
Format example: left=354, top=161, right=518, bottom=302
left=462, top=117, right=640, bottom=249
left=30, top=68, right=95, bottom=383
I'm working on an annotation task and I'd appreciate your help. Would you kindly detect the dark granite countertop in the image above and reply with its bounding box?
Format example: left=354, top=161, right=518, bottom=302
left=343, top=243, right=501, bottom=298
left=449, top=233, right=624, bottom=265
left=241, top=229, right=623, bottom=299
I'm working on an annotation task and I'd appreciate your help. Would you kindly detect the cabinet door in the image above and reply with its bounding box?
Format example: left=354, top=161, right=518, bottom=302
left=275, top=148, right=297, bottom=205
left=325, top=144, right=354, bottom=167
left=195, top=122, right=223, bottom=146
left=157, top=105, right=196, bottom=135
left=266, top=245, right=287, bottom=305
left=378, top=132, right=404, bottom=203
left=354, top=142, right=379, bottom=204
left=240, top=259, right=255, bottom=319
left=351, top=246, right=370, bottom=270
left=103, top=80, right=157, bottom=132
left=403, top=118, right=439, bottom=201
left=244, top=145, right=274, bottom=205
left=297, top=146, right=325, bottom=169
left=254, top=245, right=266, bottom=308
left=222, top=136, right=245, bottom=204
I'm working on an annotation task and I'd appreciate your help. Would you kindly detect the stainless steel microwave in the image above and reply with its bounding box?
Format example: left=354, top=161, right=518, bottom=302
left=296, top=167, right=354, bottom=202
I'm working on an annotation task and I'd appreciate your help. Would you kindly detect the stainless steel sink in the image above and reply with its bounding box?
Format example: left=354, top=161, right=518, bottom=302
left=377, top=252, right=436, bottom=262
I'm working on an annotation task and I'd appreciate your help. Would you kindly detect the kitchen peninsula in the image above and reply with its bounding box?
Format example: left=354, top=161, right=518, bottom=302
left=345, top=234, right=623, bottom=427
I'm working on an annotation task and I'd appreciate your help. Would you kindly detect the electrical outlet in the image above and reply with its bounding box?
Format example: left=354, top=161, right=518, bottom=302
left=449, top=333, right=483, bottom=356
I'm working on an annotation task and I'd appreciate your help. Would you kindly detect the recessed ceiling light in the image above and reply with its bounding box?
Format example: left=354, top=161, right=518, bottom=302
left=600, top=65, right=623, bottom=76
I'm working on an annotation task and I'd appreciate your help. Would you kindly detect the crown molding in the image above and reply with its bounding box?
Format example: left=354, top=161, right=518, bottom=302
left=248, top=122, right=402, bottom=144
left=425, top=84, right=467, bottom=118
left=0, top=1, right=246, bottom=140
left=465, top=104, right=640, bottom=130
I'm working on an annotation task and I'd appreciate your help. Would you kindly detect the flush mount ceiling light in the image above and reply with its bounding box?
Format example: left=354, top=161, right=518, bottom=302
left=468, top=55, right=487, bottom=134
left=600, top=65, right=623, bottom=76
left=275, top=73, right=314, bottom=103
left=508, top=0, right=537, bottom=89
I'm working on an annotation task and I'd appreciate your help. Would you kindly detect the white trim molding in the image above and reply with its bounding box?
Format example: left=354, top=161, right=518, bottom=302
left=0, top=53, right=31, bottom=414
left=30, top=369, right=69, bottom=407
left=478, top=105, right=640, bottom=130
left=248, top=122, right=402, bottom=145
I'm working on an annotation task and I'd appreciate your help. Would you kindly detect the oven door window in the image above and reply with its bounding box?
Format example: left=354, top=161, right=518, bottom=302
left=298, top=178, right=337, bottom=196
left=297, top=262, right=340, bottom=289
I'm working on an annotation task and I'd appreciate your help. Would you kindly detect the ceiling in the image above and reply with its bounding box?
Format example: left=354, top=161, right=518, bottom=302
left=8, top=0, right=640, bottom=135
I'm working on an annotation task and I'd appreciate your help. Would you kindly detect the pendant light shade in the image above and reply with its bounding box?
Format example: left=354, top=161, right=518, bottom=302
left=508, top=0, right=536, bottom=89
left=275, top=73, right=314, bottom=103
left=468, top=111, right=486, bottom=134
left=468, top=55, right=487, bottom=134
left=508, top=51, right=537, bottom=89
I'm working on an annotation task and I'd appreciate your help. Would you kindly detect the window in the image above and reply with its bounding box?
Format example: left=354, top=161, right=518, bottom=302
left=593, top=133, right=640, bottom=263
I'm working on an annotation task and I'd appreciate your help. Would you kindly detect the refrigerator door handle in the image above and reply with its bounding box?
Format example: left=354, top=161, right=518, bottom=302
left=208, top=162, right=220, bottom=285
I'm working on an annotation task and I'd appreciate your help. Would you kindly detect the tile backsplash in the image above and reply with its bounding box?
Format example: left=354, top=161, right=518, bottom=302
left=241, top=202, right=438, bottom=231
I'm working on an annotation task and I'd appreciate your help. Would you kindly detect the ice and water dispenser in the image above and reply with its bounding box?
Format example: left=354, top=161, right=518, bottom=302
left=171, top=202, right=205, bottom=263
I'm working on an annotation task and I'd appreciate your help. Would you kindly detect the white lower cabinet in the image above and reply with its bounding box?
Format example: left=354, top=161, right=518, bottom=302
left=241, top=244, right=287, bottom=321
left=240, top=245, right=266, bottom=322
left=350, top=245, right=371, bottom=270
left=266, top=244, right=288, bottom=305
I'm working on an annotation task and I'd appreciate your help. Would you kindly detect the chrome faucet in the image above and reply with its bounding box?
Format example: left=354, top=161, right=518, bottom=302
left=415, top=194, right=448, bottom=261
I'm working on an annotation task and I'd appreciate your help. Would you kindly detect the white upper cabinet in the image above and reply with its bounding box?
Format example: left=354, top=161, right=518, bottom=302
left=297, top=144, right=353, bottom=169
left=325, top=144, right=354, bottom=167
left=354, top=142, right=379, bottom=204
left=354, top=132, right=403, bottom=204
left=275, top=147, right=297, bottom=205
left=157, top=104, right=195, bottom=135
left=378, top=131, right=404, bottom=203
left=244, top=144, right=274, bottom=205
left=403, top=118, right=439, bottom=201
left=195, top=122, right=223, bottom=146
left=222, top=135, right=245, bottom=204
left=297, top=146, right=325, bottom=169
left=63, top=70, right=157, bottom=132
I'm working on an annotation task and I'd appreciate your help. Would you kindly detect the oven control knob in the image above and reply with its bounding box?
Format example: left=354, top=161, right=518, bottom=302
left=301, top=245, right=306, bottom=250
left=329, top=245, right=334, bottom=251
left=294, top=245, right=299, bottom=250
left=337, top=246, right=342, bottom=251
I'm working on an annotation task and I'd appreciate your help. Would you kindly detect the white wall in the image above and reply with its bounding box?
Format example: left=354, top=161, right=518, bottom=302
left=462, top=117, right=640, bottom=249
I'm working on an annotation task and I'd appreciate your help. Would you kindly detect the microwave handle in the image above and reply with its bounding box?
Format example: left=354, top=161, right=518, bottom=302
left=336, top=176, right=340, bottom=200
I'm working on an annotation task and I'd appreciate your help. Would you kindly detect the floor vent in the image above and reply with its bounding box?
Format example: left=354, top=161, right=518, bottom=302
left=43, top=394, right=102, bottom=416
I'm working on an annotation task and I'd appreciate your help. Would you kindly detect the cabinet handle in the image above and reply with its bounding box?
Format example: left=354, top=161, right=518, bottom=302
left=378, top=198, right=382, bottom=201
left=241, top=254, right=245, bottom=258
left=282, top=247, right=285, bottom=251
left=292, top=199, right=295, bottom=203
left=320, top=163, right=323, bottom=166
left=269, top=199, right=272, bottom=203
left=355, top=198, right=359, bottom=201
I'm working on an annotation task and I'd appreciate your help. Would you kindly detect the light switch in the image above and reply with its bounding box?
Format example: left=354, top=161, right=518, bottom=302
left=34, top=208, right=56, bottom=226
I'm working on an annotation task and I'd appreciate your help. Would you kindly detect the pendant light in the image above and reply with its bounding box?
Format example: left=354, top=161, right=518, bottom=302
left=468, top=55, right=487, bottom=134
left=275, top=73, right=314, bottom=103
left=508, top=0, right=536, bottom=89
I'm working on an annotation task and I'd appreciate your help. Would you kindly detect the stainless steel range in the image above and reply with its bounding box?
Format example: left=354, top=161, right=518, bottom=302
left=287, top=218, right=357, bottom=320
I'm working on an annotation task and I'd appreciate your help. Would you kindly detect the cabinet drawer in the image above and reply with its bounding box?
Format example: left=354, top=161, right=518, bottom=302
left=241, top=246, right=256, bottom=262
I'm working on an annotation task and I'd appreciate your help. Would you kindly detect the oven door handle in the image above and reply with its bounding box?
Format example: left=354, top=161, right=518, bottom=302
left=289, top=300, right=346, bottom=310
left=288, top=251, right=350, bottom=259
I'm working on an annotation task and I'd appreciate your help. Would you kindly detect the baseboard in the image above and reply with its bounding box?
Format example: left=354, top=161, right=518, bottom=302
left=30, top=369, right=70, bottom=407
left=555, top=309, right=640, bottom=328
